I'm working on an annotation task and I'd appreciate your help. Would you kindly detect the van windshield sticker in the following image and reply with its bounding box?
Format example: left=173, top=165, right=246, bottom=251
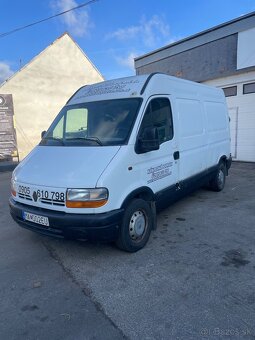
left=73, top=79, right=142, bottom=101
left=147, top=162, right=173, bottom=184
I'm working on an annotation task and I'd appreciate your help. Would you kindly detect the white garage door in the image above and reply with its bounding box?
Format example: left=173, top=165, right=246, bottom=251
left=226, top=88, right=255, bottom=162
left=228, top=107, right=238, bottom=159
left=204, top=73, right=255, bottom=162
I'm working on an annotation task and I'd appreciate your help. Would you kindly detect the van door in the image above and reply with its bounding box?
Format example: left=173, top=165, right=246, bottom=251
left=176, top=98, right=206, bottom=180
left=134, top=96, right=179, bottom=196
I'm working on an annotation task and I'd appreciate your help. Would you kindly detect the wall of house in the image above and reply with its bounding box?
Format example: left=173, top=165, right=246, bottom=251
left=0, top=34, right=103, bottom=160
left=136, top=35, right=239, bottom=82
left=135, top=13, right=255, bottom=83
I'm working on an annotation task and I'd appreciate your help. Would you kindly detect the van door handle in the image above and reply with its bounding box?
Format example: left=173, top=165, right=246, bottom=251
left=173, top=151, right=180, bottom=160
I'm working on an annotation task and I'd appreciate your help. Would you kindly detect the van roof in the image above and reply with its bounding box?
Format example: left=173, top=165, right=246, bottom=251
left=67, top=74, right=151, bottom=105
left=67, top=73, right=223, bottom=105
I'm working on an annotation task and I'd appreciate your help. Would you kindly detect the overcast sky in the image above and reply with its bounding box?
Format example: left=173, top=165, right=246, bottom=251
left=1, top=0, right=255, bottom=83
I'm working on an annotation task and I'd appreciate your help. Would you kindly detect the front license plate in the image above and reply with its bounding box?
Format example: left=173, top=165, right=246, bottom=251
left=23, top=211, right=49, bottom=227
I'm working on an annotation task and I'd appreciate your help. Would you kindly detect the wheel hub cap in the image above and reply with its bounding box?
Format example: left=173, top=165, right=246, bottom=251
left=129, top=210, right=146, bottom=240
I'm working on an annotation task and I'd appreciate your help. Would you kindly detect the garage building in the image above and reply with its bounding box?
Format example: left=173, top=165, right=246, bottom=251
left=135, top=12, right=255, bottom=162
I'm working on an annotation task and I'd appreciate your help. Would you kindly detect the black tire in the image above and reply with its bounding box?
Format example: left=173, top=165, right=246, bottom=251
left=116, top=198, right=153, bottom=252
left=209, top=162, right=226, bottom=192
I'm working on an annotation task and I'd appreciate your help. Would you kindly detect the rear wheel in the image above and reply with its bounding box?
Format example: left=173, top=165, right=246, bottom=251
left=116, top=199, right=153, bottom=252
left=209, top=162, right=226, bottom=192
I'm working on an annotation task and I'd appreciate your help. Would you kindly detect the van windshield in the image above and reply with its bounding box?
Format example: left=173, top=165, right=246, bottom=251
left=40, top=98, right=142, bottom=147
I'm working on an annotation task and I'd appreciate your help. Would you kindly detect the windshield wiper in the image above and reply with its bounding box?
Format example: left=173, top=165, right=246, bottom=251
left=65, top=136, right=103, bottom=146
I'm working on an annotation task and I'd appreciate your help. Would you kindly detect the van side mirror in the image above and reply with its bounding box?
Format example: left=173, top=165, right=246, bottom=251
left=41, top=130, right=46, bottom=139
left=136, top=127, right=160, bottom=154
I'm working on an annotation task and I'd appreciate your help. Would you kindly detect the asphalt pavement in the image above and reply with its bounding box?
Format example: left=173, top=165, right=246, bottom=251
left=0, top=171, right=124, bottom=340
left=1, top=162, right=255, bottom=339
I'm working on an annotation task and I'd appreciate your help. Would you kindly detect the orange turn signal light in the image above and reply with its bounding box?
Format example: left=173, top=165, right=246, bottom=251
left=66, top=199, right=108, bottom=208
left=11, top=189, right=16, bottom=197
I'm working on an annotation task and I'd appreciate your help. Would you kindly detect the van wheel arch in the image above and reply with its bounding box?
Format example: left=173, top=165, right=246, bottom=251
left=218, top=155, right=228, bottom=175
left=209, top=160, right=227, bottom=192
left=116, top=198, right=153, bottom=252
left=121, top=187, right=157, bottom=230
left=219, top=155, right=226, bottom=162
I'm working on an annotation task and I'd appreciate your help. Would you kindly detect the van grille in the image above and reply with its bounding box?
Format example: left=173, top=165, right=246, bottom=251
left=18, top=194, right=65, bottom=207
left=18, top=193, right=32, bottom=201
left=40, top=198, right=65, bottom=206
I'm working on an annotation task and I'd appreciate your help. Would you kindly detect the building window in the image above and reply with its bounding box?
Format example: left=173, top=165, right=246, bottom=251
left=222, top=86, right=237, bottom=97
left=243, top=82, right=255, bottom=95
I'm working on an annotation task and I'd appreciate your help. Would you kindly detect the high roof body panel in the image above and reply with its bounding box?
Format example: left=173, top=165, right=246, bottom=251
left=68, top=73, right=224, bottom=105
left=67, top=75, right=150, bottom=104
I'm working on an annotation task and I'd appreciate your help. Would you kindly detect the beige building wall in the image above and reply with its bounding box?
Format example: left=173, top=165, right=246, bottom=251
left=0, top=33, right=104, bottom=159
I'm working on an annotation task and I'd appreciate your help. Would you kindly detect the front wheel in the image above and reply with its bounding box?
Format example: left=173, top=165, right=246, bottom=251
left=209, top=162, right=226, bottom=192
left=116, top=199, right=153, bottom=252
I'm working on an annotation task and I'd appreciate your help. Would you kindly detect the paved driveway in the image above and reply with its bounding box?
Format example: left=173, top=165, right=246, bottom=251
left=0, top=172, right=123, bottom=340
left=1, top=162, right=255, bottom=339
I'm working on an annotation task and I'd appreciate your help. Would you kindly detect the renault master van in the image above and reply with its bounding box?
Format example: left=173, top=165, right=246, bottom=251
left=10, top=74, right=231, bottom=252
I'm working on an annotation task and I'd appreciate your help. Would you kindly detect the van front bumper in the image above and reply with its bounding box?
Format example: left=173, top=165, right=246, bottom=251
left=9, top=198, right=123, bottom=242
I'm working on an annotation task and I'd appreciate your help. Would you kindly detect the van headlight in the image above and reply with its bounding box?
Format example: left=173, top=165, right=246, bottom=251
left=11, top=179, right=17, bottom=197
left=66, top=188, right=108, bottom=208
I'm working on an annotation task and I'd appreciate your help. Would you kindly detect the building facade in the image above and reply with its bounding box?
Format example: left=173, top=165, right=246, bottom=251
left=0, top=33, right=103, bottom=160
left=135, top=12, right=255, bottom=162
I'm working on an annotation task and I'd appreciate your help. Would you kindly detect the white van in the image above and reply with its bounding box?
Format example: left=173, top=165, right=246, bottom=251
left=10, top=73, right=232, bottom=252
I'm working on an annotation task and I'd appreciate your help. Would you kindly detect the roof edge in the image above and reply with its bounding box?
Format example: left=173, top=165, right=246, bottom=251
left=65, top=32, right=104, bottom=81
left=1, top=33, right=71, bottom=87
left=135, top=10, right=255, bottom=62
left=0, top=32, right=104, bottom=87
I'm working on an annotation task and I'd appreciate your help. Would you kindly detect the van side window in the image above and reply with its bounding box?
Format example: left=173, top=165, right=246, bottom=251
left=53, top=116, right=64, bottom=139
left=140, top=98, right=173, bottom=144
